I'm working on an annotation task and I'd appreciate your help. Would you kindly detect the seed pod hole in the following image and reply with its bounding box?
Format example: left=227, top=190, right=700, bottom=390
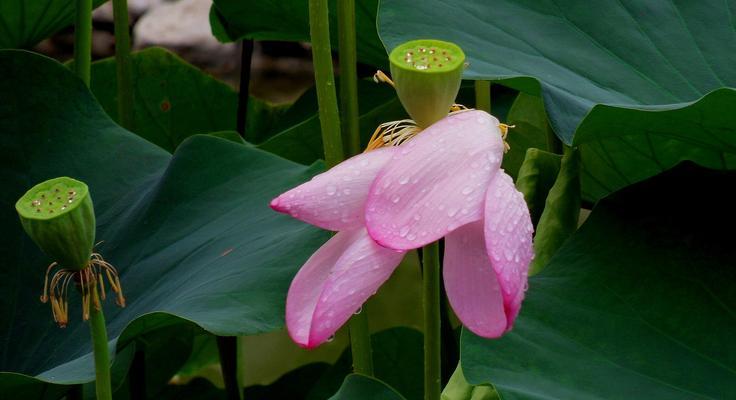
left=392, top=41, right=464, bottom=72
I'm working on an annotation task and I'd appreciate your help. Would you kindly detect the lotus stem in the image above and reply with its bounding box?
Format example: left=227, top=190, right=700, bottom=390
left=336, top=0, right=375, bottom=375
left=237, top=40, right=254, bottom=139
left=423, top=242, right=442, bottom=400
left=74, top=0, right=93, bottom=86
left=338, top=0, right=361, bottom=155
left=89, top=285, right=112, bottom=400
left=474, top=80, right=491, bottom=114
left=308, top=0, right=345, bottom=168
left=216, top=336, right=243, bottom=400
left=112, top=0, right=134, bottom=130
left=348, top=306, right=374, bottom=375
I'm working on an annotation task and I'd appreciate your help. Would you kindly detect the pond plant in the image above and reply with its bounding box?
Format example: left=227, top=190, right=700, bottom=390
left=1, top=0, right=735, bottom=399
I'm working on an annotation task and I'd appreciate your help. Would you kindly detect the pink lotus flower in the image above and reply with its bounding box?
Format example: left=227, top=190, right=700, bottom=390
left=271, top=109, right=533, bottom=347
left=365, top=110, right=533, bottom=336
left=270, top=147, right=407, bottom=348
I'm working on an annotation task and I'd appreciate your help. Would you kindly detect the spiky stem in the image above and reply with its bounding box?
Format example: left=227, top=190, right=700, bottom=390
left=423, top=242, right=442, bottom=400
left=74, top=0, right=93, bottom=86
left=89, top=285, right=112, bottom=400
left=112, top=0, right=134, bottom=129
left=308, top=0, right=345, bottom=168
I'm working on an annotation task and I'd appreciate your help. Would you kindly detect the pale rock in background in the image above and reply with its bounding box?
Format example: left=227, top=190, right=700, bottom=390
left=133, top=0, right=237, bottom=69
left=93, top=0, right=167, bottom=22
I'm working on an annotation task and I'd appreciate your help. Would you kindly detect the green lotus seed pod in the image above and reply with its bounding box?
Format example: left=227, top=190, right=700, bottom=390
left=389, top=39, right=465, bottom=128
left=15, top=177, right=95, bottom=271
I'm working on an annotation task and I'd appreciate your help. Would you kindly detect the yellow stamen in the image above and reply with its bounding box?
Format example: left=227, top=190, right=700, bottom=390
left=115, top=275, right=126, bottom=307
left=365, top=119, right=422, bottom=151
left=373, top=70, right=395, bottom=87
left=40, top=262, right=57, bottom=303
left=449, top=104, right=469, bottom=112
left=39, top=253, right=125, bottom=327
left=499, top=123, right=514, bottom=152
left=98, top=271, right=106, bottom=301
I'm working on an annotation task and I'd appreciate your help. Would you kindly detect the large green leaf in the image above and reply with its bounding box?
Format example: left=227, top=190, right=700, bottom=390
left=502, top=92, right=551, bottom=179
left=306, top=327, right=423, bottom=400
left=379, top=0, right=736, bottom=142
left=210, top=0, right=386, bottom=68
left=89, top=47, right=287, bottom=153
left=379, top=0, right=736, bottom=201
left=576, top=88, right=736, bottom=201
left=0, top=0, right=106, bottom=49
left=329, top=374, right=406, bottom=400
left=0, top=50, right=327, bottom=389
left=461, top=163, right=736, bottom=399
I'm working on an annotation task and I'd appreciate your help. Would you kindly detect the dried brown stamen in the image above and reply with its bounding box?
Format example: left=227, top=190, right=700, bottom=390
left=40, top=252, right=126, bottom=327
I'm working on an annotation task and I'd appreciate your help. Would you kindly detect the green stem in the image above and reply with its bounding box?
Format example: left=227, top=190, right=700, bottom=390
left=216, top=336, right=243, bottom=400
left=74, top=0, right=93, bottom=86
left=66, top=385, right=83, bottom=400
left=336, top=0, right=374, bottom=375
left=129, top=349, right=146, bottom=400
left=308, top=0, right=345, bottom=168
left=337, top=0, right=361, bottom=156
left=423, top=242, right=441, bottom=400
left=348, top=306, right=374, bottom=375
left=546, top=128, right=563, bottom=154
left=89, top=286, right=112, bottom=400
left=474, top=80, right=491, bottom=114
left=112, top=0, right=134, bottom=130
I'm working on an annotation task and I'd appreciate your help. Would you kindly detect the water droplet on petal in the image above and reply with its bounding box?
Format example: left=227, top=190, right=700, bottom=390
left=462, top=186, right=474, bottom=195
left=326, top=185, right=337, bottom=195
left=354, top=307, right=363, bottom=315
left=399, top=225, right=410, bottom=237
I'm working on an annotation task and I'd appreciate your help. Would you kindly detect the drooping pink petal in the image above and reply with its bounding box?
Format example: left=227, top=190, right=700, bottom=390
left=285, top=228, right=405, bottom=348
left=484, top=170, right=534, bottom=329
left=444, top=221, right=507, bottom=338
left=271, top=147, right=396, bottom=231
left=365, top=110, right=504, bottom=250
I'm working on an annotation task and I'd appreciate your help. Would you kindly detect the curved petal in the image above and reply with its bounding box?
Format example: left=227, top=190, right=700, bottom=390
left=365, top=110, right=504, bottom=250
left=271, top=147, right=396, bottom=231
left=484, top=170, right=534, bottom=329
left=286, top=228, right=405, bottom=348
left=444, top=221, right=507, bottom=338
